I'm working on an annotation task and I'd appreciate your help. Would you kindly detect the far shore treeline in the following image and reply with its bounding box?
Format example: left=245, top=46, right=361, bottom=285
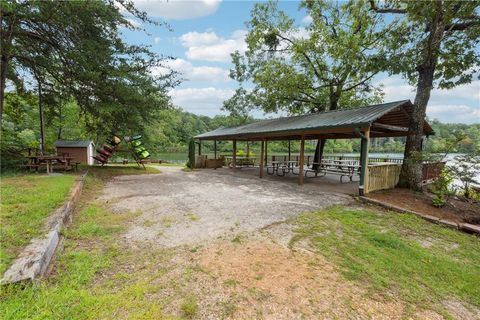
left=2, top=92, right=478, bottom=169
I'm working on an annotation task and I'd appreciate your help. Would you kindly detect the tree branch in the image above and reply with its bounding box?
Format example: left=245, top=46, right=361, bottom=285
left=445, top=19, right=480, bottom=31
left=369, top=0, right=406, bottom=14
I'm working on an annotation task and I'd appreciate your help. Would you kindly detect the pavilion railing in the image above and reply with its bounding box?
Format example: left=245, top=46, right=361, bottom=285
left=365, top=163, right=402, bottom=194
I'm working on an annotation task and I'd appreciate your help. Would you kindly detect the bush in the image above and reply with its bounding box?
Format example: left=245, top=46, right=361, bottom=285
left=430, top=167, right=455, bottom=207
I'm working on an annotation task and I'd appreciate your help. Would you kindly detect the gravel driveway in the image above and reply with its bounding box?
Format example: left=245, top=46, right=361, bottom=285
left=100, top=166, right=352, bottom=248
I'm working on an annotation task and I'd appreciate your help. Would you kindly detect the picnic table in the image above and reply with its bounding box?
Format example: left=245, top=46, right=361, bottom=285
left=24, top=154, right=76, bottom=173
left=266, top=160, right=298, bottom=176
left=304, top=159, right=360, bottom=182
left=226, top=156, right=256, bottom=168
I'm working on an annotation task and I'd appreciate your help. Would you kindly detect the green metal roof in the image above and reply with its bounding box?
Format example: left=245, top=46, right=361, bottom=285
left=54, top=140, right=94, bottom=148
left=196, top=100, right=428, bottom=140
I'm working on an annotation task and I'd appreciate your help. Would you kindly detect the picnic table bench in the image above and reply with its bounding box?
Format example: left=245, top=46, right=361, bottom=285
left=304, top=160, right=360, bottom=183
left=266, top=160, right=298, bottom=176
left=23, top=155, right=77, bottom=173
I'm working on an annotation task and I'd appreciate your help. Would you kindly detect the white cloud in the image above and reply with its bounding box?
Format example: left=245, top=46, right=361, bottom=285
left=302, top=15, right=313, bottom=24
left=154, top=37, right=161, bottom=44
left=179, top=30, right=247, bottom=62
left=152, top=59, right=231, bottom=82
left=376, top=75, right=480, bottom=124
left=427, top=104, right=480, bottom=124
left=179, top=31, right=220, bottom=47
left=169, top=87, right=235, bottom=115
left=130, top=0, right=221, bottom=20
left=378, top=75, right=480, bottom=102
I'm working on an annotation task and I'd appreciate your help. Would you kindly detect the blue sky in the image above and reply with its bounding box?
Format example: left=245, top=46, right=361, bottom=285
left=122, top=0, right=479, bottom=124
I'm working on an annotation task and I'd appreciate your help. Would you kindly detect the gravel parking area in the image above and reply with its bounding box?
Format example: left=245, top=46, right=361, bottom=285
left=101, top=166, right=352, bottom=248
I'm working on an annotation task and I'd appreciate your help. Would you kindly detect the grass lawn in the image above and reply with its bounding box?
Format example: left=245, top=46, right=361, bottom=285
left=0, top=174, right=76, bottom=274
left=291, top=206, right=480, bottom=314
left=1, top=170, right=175, bottom=320
left=1, top=165, right=479, bottom=319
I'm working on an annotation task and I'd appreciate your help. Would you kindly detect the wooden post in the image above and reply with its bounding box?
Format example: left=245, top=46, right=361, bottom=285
left=232, top=139, right=237, bottom=168
left=214, top=140, right=217, bottom=159
left=288, top=140, right=291, bottom=161
left=198, top=141, right=202, bottom=155
left=359, top=128, right=370, bottom=196
left=299, top=136, right=305, bottom=185
left=264, top=140, right=268, bottom=164
left=260, top=140, right=265, bottom=178
left=246, top=141, right=250, bottom=158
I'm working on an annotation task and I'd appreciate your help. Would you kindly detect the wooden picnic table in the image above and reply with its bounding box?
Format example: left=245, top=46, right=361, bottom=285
left=267, top=160, right=298, bottom=176
left=24, top=155, right=75, bottom=173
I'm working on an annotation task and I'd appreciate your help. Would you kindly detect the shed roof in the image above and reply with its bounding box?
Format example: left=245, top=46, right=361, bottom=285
left=195, top=100, right=433, bottom=141
left=54, top=140, right=94, bottom=148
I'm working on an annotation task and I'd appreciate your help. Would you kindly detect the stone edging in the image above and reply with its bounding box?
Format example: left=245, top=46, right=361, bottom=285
left=1, top=172, right=88, bottom=284
left=359, top=196, right=480, bottom=236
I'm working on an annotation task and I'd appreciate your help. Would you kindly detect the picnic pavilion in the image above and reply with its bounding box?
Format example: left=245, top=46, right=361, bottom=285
left=194, top=100, right=435, bottom=195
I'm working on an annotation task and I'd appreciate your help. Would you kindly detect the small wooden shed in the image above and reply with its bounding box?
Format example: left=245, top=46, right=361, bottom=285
left=54, top=140, right=95, bottom=165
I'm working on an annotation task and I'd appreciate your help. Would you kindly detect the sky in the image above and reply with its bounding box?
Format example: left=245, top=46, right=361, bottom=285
left=122, top=0, right=480, bottom=124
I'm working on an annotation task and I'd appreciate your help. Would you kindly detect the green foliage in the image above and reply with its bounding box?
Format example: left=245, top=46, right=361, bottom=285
left=0, top=174, right=75, bottom=274
left=431, top=194, right=446, bottom=208
left=180, top=296, right=199, bottom=318
left=291, top=206, right=480, bottom=309
left=1, top=0, right=176, bottom=138
left=224, top=0, right=385, bottom=117
left=430, top=168, right=455, bottom=207
left=374, top=1, right=480, bottom=89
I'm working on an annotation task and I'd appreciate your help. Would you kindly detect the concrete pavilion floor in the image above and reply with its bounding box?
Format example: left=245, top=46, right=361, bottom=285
left=204, top=166, right=359, bottom=195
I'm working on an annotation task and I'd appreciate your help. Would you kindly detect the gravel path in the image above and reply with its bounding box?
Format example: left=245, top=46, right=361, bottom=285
left=100, top=166, right=352, bottom=248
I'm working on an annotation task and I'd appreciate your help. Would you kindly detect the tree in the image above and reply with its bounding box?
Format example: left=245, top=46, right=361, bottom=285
left=226, top=1, right=386, bottom=115
left=224, top=0, right=387, bottom=165
left=370, top=0, right=480, bottom=190
left=0, top=0, right=177, bottom=139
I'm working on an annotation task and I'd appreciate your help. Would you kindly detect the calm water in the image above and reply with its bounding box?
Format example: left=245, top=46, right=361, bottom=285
left=156, top=152, right=406, bottom=164
left=156, top=152, right=479, bottom=188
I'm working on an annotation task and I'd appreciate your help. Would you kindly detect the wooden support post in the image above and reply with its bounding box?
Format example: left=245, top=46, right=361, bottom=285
left=359, top=128, right=370, bottom=196
left=198, top=141, right=202, bottom=155
left=232, top=140, right=237, bottom=168
left=288, top=140, right=291, bottom=161
left=214, top=140, right=217, bottom=159
left=299, top=136, right=305, bottom=185
left=246, top=141, right=250, bottom=158
left=260, top=140, right=265, bottom=178
left=264, top=140, right=268, bottom=164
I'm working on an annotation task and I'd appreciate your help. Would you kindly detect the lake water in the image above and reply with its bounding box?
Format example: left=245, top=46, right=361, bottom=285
left=156, top=152, right=479, bottom=188
left=156, top=152, right=406, bottom=164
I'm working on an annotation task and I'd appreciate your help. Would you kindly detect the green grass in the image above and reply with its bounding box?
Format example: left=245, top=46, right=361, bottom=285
left=0, top=174, right=76, bottom=274
left=290, top=206, right=480, bottom=311
left=180, top=296, right=198, bottom=319
left=0, top=175, right=175, bottom=320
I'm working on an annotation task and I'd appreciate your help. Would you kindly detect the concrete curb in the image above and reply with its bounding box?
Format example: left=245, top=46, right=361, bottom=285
left=359, top=196, right=480, bottom=236
left=1, top=172, right=88, bottom=284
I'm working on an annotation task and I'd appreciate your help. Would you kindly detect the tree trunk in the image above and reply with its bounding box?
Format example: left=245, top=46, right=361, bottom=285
left=398, top=7, right=445, bottom=190
left=312, top=139, right=326, bottom=170
left=0, top=10, right=16, bottom=127
left=0, top=55, right=7, bottom=126
left=38, top=82, right=46, bottom=155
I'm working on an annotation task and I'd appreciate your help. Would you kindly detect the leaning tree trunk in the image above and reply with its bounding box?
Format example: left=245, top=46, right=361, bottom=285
left=398, top=10, right=444, bottom=190
left=312, top=91, right=339, bottom=169
left=398, top=69, right=433, bottom=190
left=312, top=139, right=326, bottom=170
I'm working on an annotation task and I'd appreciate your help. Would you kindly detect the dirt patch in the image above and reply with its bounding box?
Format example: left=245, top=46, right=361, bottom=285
left=197, top=240, right=443, bottom=320
left=368, top=188, right=480, bottom=225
